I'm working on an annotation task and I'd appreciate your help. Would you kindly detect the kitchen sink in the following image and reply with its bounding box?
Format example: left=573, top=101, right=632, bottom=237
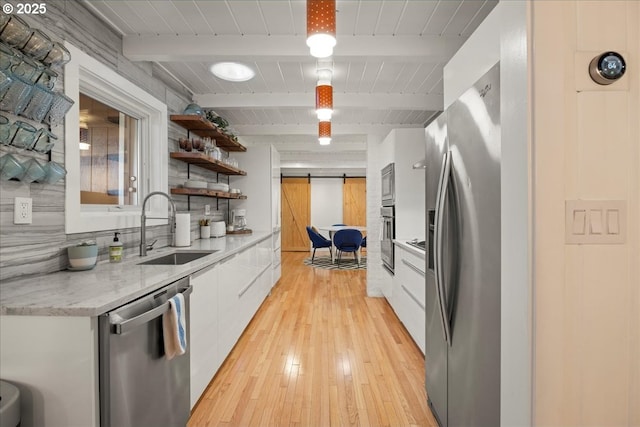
left=138, top=250, right=219, bottom=265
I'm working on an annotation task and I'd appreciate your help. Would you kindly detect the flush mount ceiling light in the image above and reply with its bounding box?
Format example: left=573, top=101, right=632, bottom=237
left=210, top=62, right=255, bottom=82
left=318, top=120, right=331, bottom=145
left=306, top=0, right=336, bottom=58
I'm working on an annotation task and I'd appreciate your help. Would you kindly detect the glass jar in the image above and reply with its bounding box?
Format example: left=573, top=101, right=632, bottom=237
left=35, top=67, right=57, bottom=90
left=20, top=83, right=54, bottom=122
left=9, top=120, right=39, bottom=149
left=21, top=29, right=52, bottom=60
left=0, top=42, right=21, bottom=72
left=0, top=114, right=13, bottom=145
left=18, top=158, right=46, bottom=183
left=0, top=74, right=34, bottom=115
left=44, top=91, right=74, bottom=125
left=0, top=153, right=25, bottom=181
left=0, top=16, right=32, bottom=48
left=10, top=55, right=43, bottom=84
left=31, top=129, right=58, bottom=153
left=42, top=161, right=67, bottom=184
left=42, top=42, right=71, bottom=68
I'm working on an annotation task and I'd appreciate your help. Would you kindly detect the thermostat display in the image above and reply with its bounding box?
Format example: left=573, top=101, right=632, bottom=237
left=589, top=52, right=626, bottom=85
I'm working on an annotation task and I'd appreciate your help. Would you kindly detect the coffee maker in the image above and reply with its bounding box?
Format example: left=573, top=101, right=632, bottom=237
left=231, top=209, right=247, bottom=230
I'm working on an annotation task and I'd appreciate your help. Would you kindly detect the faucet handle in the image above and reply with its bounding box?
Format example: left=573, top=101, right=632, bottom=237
left=146, top=239, right=158, bottom=251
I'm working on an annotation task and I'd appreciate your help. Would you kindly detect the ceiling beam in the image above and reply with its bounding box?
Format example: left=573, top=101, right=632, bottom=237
left=123, top=34, right=464, bottom=63
left=194, top=92, right=442, bottom=111
left=234, top=123, right=421, bottom=136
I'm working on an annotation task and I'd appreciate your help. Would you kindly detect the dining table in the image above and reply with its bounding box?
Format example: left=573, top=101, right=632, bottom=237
left=317, top=225, right=367, bottom=263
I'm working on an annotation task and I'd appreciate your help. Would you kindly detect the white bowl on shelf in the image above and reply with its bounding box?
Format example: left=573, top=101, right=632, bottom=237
left=208, top=182, right=229, bottom=192
left=184, top=180, right=208, bottom=189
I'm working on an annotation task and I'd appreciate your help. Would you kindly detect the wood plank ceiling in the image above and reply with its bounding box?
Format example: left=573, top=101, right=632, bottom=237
left=84, top=0, right=497, bottom=156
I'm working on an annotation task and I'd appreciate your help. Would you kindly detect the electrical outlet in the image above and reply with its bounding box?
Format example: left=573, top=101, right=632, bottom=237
left=204, top=204, right=211, bottom=215
left=14, top=197, right=33, bottom=224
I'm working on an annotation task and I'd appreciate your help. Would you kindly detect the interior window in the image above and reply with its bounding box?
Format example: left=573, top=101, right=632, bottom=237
left=64, top=42, right=168, bottom=234
left=79, top=94, right=140, bottom=206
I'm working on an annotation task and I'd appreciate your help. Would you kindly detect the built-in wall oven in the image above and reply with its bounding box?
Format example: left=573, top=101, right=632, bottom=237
left=381, top=163, right=395, bottom=206
left=381, top=206, right=395, bottom=274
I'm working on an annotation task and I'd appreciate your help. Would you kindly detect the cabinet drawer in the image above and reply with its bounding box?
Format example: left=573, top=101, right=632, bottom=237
left=400, top=282, right=425, bottom=354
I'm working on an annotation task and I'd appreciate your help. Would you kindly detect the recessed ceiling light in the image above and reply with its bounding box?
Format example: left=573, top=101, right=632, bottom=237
left=210, top=62, right=255, bottom=82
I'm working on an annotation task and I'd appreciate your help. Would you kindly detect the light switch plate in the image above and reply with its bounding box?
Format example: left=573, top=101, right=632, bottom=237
left=566, top=200, right=626, bottom=244
left=14, top=197, right=33, bottom=224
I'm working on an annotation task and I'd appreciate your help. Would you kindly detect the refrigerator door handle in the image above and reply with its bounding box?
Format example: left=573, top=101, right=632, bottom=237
left=434, top=151, right=453, bottom=346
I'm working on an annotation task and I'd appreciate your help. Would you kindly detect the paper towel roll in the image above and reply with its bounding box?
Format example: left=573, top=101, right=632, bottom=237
left=175, top=213, right=191, bottom=247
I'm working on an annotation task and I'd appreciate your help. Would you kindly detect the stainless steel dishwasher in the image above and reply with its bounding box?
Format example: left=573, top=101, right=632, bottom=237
left=99, top=277, right=192, bottom=427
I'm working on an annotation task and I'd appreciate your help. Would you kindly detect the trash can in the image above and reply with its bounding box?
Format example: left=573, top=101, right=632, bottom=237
left=0, top=380, right=21, bottom=427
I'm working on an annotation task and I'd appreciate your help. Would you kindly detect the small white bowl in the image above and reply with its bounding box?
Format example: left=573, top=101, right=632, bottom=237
left=67, top=244, right=98, bottom=269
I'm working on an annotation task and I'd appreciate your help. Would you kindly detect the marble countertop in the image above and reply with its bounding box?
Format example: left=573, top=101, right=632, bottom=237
left=393, top=239, right=427, bottom=258
left=0, top=231, right=272, bottom=317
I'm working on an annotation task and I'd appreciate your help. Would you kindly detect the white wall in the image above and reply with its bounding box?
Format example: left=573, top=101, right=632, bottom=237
left=310, top=178, right=343, bottom=230
left=531, top=1, right=639, bottom=425
left=391, top=128, right=427, bottom=240
left=444, top=2, right=531, bottom=425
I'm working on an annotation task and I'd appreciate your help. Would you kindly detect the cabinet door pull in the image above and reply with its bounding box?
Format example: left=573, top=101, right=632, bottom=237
left=401, top=283, right=425, bottom=311
left=402, top=258, right=425, bottom=276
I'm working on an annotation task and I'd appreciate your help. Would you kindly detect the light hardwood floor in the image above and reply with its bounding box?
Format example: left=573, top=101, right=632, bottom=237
left=188, top=252, right=438, bottom=427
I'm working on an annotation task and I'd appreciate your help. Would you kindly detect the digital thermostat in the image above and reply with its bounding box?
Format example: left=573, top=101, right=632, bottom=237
left=589, top=51, right=626, bottom=85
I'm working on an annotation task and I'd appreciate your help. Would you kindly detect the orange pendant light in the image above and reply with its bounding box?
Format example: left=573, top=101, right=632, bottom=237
left=306, top=0, right=336, bottom=58
left=319, top=120, right=331, bottom=145
left=315, top=84, right=333, bottom=121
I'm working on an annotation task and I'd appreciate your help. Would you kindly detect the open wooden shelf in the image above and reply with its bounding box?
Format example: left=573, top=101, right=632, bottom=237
left=170, top=152, right=247, bottom=176
left=171, top=188, right=247, bottom=200
left=170, top=115, right=246, bottom=152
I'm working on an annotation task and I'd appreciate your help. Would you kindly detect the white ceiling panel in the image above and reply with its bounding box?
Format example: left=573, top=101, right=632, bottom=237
left=372, top=1, right=408, bottom=35
left=227, top=1, right=269, bottom=35
left=397, top=1, right=438, bottom=36
left=169, top=2, right=214, bottom=35
left=422, top=1, right=463, bottom=35
left=259, top=1, right=298, bottom=35
left=146, top=1, right=189, bottom=35
left=85, top=0, right=498, bottom=159
left=440, top=0, right=486, bottom=36
left=192, top=1, right=241, bottom=35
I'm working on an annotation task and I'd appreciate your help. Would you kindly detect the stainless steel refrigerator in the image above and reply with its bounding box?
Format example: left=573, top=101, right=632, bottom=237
left=424, top=63, right=501, bottom=427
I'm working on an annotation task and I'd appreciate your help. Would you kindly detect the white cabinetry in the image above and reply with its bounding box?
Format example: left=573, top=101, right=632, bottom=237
left=380, top=128, right=426, bottom=240
left=190, top=263, right=220, bottom=408
left=391, top=244, right=426, bottom=353
left=0, top=316, right=99, bottom=427
left=235, top=144, right=281, bottom=286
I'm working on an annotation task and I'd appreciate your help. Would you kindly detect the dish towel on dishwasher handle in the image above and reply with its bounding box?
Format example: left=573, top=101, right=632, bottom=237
left=162, top=293, right=187, bottom=360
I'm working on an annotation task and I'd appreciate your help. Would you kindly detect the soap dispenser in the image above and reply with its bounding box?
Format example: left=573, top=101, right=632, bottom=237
left=109, top=232, right=123, bottom=263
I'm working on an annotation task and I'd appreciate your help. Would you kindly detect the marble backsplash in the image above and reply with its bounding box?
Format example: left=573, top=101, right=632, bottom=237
left=0, top=1, right=229, bottom=282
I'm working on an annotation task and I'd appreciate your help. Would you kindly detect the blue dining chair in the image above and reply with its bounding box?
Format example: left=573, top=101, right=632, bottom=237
left=332, top=223, right=346, bottom=226
left=333, top=229, right=363, bottom=266
left=306, top=226, right=332, bottom=264
left=361, top=236, right=367, bottom=248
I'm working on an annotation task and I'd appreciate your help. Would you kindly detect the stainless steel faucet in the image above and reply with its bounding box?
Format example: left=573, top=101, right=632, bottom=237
left=140, top=191, right=177, bottom=256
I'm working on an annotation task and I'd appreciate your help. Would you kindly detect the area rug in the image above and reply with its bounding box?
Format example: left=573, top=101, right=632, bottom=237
left=303, top=256, right=367, bottom=270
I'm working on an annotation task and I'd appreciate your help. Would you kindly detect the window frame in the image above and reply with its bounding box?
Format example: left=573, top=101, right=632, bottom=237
left=64, top=42, right=168, bottom=234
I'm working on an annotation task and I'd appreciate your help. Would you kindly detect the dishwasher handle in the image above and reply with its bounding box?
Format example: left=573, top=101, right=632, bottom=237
left=111, top=285, right=192, bottom=335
